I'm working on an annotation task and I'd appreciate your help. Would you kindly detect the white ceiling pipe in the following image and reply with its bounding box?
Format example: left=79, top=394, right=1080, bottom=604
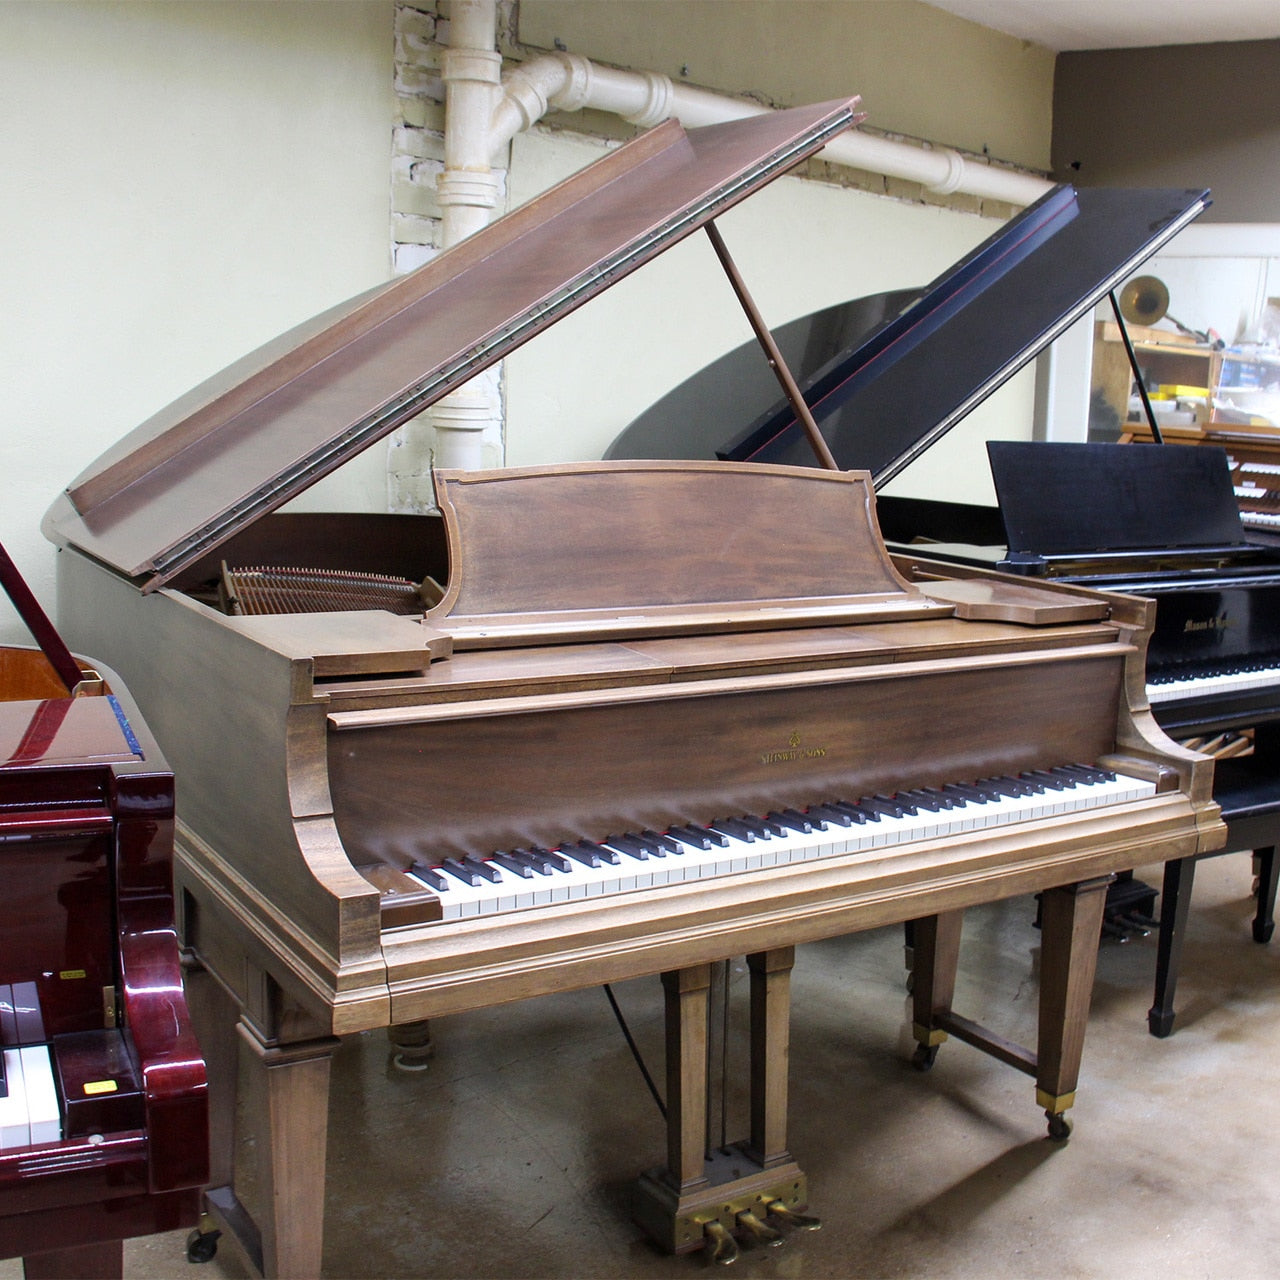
left=492, top=52, right=1053, bottom=207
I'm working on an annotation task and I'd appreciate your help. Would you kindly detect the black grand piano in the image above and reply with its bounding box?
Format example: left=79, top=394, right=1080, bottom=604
left=0, top=542, right=208, bottom=1276
left=610, top=181, right=1280, bottom=1038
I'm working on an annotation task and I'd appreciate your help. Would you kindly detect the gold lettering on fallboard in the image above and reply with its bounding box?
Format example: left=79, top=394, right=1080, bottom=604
left=760, top=729, right=829, bottom=766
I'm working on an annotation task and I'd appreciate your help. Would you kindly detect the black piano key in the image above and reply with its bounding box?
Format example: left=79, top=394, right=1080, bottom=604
left=570, top=839, right=620, bottom=865
left=770, top=809, right=815, bottom=833
left=736, top=815, right=779, bottom=839
left=640, top=829, right=683, bottom=855
left=1024, top=769, right=1070, bottom=791
left=514, top=846, right=571, bottom=874
left=982, top=776, right=1038, bottom=799
left=940, top=782, right=992, bottom=804
left=408, top=861, right=449, bottom=892
left=808, top=803, right=852, bottom=827
left=861, top=796, right=908, bottom=820
left=829, top=800, right=878, bottom=823
left=711, top=817, right=757, bottom=842
left=669, top=824, right=727, bottom=849
left=605, top=835, right=652, bottom=861
left=491, top=852, right=535, bottom=879
left=441, top=857, right=485, bottom=887
left=878, top=793, right=919, bottom=815
left=900, top=788, right=949, bottom=812
left=461, top=855, right=503, bottom=883
left=562, top=841, right=604, bottom=868
left=1054, top=763, right=1113, bottom=784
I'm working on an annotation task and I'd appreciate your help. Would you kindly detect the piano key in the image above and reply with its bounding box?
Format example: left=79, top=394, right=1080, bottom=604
left=711, top=817, right=758, bottom=843
left=0, top=1050, right=29, bottom=1149
left=462, top=855, right=503, bottom=883
left=441, top=857, right=487, bottom=887
left=401, top=765, right=1159, bottom=920
left=20, top=1046, right=59, bottom=1146
left=641, top=830, right=683, bottom=855
left=808, top=803, right=853, bottom=827
left=668, top=824, right=723, bottom=849
left=515, top=846, right=572, bottom=874
left=408, top=861, right=448, bottom=892
left=769, top=809, right=816, bottom=834
left=491, top=852, right=535, bottom=879
left=1147, top=660, right=1280, bottom=705
left=603, top=835, right=652, bottom=861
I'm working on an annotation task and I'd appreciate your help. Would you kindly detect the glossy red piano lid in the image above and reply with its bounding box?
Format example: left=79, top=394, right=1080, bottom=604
left=44, top=99, right=862, bottom=592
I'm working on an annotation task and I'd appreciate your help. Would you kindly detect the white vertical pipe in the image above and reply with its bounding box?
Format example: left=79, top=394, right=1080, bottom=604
left=431, top=0, right=502, bottom=473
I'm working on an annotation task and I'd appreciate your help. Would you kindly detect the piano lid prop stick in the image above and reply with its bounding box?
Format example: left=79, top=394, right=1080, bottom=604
left=702, top=221, right=841, bottom=472
left=0, top=540, right=90, bottom=695
left=1107, top=290, right=1164, bottom=445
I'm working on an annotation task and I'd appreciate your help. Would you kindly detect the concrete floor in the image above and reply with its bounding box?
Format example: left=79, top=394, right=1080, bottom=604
left=12, top=852, right=1280, bottom=1279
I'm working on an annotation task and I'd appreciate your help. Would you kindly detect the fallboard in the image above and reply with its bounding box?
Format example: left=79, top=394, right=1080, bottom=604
left=328, top=641, right=1127, bottom=869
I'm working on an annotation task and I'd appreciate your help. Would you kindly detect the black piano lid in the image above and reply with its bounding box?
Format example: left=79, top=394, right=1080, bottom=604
left=988, top=441, right=1248, bottom=559
left=698, top=184, right=1209, bottom=484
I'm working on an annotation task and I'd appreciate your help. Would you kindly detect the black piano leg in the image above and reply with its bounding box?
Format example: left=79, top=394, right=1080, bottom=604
left=1149, top=856, right=1197, bottom=1038
left=1253, top=846, right=1278, bottom=944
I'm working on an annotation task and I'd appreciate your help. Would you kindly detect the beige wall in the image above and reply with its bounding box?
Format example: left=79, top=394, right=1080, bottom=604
left=1052, top=39, right=1280, bottom=224
left=0, top=0, right=393, bottom=643
left=518, top=0, right=1055, bottom=171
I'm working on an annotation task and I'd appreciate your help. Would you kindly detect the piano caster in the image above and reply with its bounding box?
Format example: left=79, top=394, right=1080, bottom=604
left=735, top=1209, right=783, bottom=1248
left=1045, top=1110, right=1072, bottom=1143
left=911, top=1043, right=939, bottom=1072
left=185, top=1218, right=221, bottom=1264
left=701, top=1220, right=739, bottom=1266
left=763, top=1198, right=822, bottom=1232
left=387, top=1019, right=434, bottom=1073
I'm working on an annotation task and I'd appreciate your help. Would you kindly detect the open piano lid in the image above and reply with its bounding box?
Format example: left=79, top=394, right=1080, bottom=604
left=43, top=99, right=861, bottom=592
left=639, top=184, right=1207, bottom=483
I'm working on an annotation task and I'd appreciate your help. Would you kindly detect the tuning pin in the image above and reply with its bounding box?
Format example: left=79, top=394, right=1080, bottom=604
left=763, top=1198, right=822, bottom=1231
left=702, top=1219, right=739, bottom=1266
left=735, top=1209, right=783, bottom=1248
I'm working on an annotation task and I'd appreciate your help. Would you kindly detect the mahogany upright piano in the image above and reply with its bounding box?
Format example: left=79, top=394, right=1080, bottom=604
left=0, top=542, right=207, bottom=1277
left=42, top=102, right=1222, bottom=1275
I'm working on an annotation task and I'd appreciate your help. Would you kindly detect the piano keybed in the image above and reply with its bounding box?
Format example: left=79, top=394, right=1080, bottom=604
left=395, top=763, right=1156, bottom=921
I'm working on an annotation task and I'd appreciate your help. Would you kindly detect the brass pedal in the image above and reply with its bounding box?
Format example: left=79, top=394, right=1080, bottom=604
left=702, top=1219, right=739, bottom=1266
left=736, top=1209, right=783, bottom=1248
left=764, top=1197, right=822, bottom=1231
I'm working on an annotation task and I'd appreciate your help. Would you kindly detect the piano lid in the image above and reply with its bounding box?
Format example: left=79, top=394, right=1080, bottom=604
left=610, top=184, right=1209, bottom=484
left=43, top=99, right=862, bottom=592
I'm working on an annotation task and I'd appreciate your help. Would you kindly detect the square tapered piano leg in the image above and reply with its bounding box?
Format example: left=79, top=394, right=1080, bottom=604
left=634, top=948, right=811, bottom=1261
left=910, top=877, right=1112, bottom=1140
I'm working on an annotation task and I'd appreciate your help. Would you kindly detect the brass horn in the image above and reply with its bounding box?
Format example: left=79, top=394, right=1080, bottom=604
left=1118, top=275, right=1170, bottom=327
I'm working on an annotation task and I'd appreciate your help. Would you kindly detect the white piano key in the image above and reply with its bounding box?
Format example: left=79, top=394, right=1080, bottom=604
left=20, top=1046, right=60, bottom=1146
left=0, top=1049, right=29, bottom=1149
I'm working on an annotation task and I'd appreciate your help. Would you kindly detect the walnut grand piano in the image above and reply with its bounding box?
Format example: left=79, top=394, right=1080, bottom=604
left=42, top=102, right=1222, bottom=1275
